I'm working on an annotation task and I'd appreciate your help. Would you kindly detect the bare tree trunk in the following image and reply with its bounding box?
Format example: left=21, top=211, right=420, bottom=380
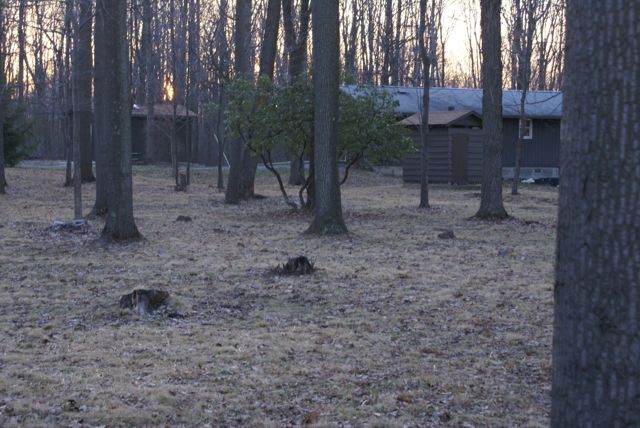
left=77, top=0, right=95, bottom=183
left=142, top=0, right=155, bottom=164
left=96, top=0, right=140, bottom=241
left=169, top=0, right=180, bottom=187
left=511, top=89, right=527, bottom=195
left=283, top=0, right=310, bottom=186
left=344, top=0, right=359, bottom=82
left=512, top=1, right=540, bottom=195
left=239, top=0, right=281, bottom=199
left=225, top=0, right=252, bottom=204
left=391, top=0, right=402, bottom=85
left=186, top=0, right=200, bottom=183
left=63, top=0, right=74, bottom=187
left=17, top=0, right=26, bottom=103
left=475, top=0, right=508, bottom=219
left=288, top=0, right=310, bottom=80
left=93, top=0, right=111, bottom=216
left=0, top=1, right=5, bottom=194
left=419, top=0, right=431, bottom=209
left=552, top=1, right=640, bottom=425
left=259, top=0, right=281, bottom=81
left=215, top=88, right=226, bottom=190
left=381, top=0, right=393, bottom=85
left=215, top=0, right=230, bottom=191
left=306, top=0, right=347, bottom=235
left=71, top=3, right=84, bottom=219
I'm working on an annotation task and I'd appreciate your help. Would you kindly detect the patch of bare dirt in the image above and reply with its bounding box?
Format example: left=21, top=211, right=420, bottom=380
left=0, top=166, right=556, bottom=427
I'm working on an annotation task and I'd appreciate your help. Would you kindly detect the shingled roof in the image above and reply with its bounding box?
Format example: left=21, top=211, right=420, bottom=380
left=398, top=110, right=482, bottom=127
left=341, top=85, right=563, bottom=119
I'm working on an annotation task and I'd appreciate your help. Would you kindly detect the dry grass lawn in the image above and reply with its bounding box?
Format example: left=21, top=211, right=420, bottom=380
left=0, top=165, right=558, bottom=427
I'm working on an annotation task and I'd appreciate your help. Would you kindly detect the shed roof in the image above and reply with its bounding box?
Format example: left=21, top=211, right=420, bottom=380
left=399, top=110, right=482, bottom=127
left=341, top=85, right=563, bottom=119
left=132, top=103, right=196, bottom=118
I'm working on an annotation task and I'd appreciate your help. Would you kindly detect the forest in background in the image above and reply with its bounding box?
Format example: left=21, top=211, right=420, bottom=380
left=0, top=0, right=565, bottom=161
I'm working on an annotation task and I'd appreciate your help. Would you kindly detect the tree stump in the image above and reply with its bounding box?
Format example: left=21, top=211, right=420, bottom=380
left=175, top=173, right=188, bottom=192
left=437, top=230, right=455, bottom=240
left=276, top=256, right=315, bottom=275
left=119, top=289, right=169, bottom=316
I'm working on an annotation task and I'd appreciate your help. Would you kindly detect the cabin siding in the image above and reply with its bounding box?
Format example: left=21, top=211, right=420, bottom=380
left=403, top=127, right=482, bottom=184
left=403, top=128, right=452, bottom=183
left=502, top=118, right=560, bottom=168
left=403, top=119, right=561, bottom=184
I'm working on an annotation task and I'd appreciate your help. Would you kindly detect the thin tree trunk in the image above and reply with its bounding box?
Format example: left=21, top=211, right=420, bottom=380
left=0, top=1, right=5, bottom=194
left=344, top=0, right=358, bottom=82
left=215, top=0, right=230, bottom=190
left=187, top=0, right=200, bottom=181
left=381, top=0, right=393, bottom=85
left=71, top=5, right=83, bottom=219
left=142, top=0, right=155, bottom=164
left=216, top=87, right=226, bottom=190
left=475, top=0, right=508, bottom=220
left=306, top=0, right=347, bottom=235
left=392, top=0, right=402, bottom=85
left=63, top=0, right=73, bottom=187
left=511, top=2, right=537, bottom=195
left=511, top=89, right=527, bottom=195
left=77, top=0, right=95, bottom=183
left=17, top=0, right=26, bottom=103
left=419, top=0, right=431, bottom=209
left=552, top=1, right=640, bottom=425
left=169, top=0, right=180, bottom=186
left=283, top=0, right=310, bottom=186
left=239, top=0, right=281, bottom=199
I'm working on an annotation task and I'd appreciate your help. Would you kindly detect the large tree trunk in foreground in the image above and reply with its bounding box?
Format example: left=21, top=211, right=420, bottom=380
left=95, top=0, right=140, bottom=241
left=551, top=1, right=640, bottom=426
left=225, top=0, right=252, bottom=204
left=475, top=0, right=508, bottom=219
left=306, top=0, right=347, bottom=235
left=77, top=0, right=95, bottom=183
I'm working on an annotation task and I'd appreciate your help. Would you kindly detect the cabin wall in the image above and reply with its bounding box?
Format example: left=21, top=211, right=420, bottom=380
left=502, top=118, right=560, bottom=168
left=403, top=127, right=452, bottom=183
left=451, top=128, right=483, bottom=183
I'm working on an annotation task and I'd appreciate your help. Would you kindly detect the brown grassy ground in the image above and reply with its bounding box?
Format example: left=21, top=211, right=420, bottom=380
left=0, top=166, right=557, bottom=427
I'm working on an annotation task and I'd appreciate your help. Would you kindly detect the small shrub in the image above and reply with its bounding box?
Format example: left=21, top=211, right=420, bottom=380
left=3, top=101, right=34, bottom=166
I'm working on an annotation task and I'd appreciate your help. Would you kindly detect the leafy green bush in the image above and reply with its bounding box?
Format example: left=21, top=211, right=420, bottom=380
left=225, top=79, right=410, bottom=208
left=338, top=86, right=413, bottom=181
left=3, top=102, right=34, bottom=166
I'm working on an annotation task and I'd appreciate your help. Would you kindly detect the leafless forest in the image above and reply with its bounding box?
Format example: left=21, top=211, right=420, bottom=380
left=0, top=0, right=565, bottom=161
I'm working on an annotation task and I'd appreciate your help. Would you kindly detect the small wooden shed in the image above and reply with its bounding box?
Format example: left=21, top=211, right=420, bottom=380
left=131, top=103, right=196, bottom=163
left=401, top=110, right=483, bottom=184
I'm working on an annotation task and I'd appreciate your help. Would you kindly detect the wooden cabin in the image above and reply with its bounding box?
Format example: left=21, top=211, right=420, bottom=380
left=401, top=110, right=483, bottom=184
